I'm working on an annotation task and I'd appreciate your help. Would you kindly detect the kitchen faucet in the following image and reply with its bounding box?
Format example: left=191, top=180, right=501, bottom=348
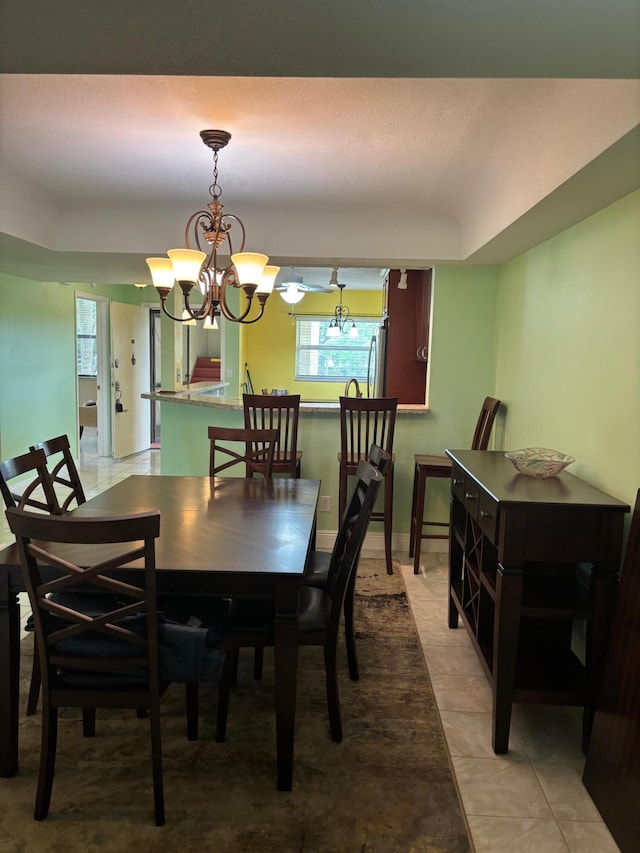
left=344, top=377, right=363, bottom=398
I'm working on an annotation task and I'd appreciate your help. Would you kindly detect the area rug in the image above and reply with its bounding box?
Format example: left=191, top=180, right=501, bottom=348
left=0, top=560, right=471, bottom=852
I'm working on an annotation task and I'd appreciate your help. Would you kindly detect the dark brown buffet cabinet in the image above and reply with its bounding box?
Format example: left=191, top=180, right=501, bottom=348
left=446, top=450, right=629, bottom=754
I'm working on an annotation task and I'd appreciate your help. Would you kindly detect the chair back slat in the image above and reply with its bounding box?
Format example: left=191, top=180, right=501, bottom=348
left=0, top=448, right=60, bottom=513
left=470, top=397, right=501, bottom=450
left=31, top=434, right=86, bottom=511
left=243, top=394, right=302, bottom=476
left=208, top=425, right=278, bottom=478
left=339, top=396, right=398, bottom=467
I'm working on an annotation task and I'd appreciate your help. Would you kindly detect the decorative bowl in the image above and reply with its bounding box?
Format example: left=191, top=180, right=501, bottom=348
left=504, top=447, right=575, bottom=478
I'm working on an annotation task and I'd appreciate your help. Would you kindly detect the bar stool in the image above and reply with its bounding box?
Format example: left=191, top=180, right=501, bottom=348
left=338, top=396, right=398, bottom=574
left=243, top=393, right=303, bottom=477
left=410, top=396, right=500, bottom=574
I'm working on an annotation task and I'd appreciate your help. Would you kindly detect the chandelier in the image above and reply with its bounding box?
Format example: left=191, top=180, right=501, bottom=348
left=327, top=283, right=358, bottom=338
left=146, top=130, right=279, bottom=325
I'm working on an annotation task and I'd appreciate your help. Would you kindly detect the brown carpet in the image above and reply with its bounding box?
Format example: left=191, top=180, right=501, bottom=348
left=0, top=560, right=471, bottom=852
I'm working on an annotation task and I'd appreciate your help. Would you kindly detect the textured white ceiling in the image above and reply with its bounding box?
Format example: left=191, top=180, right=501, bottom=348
left=0, top=1, right=638, bottom=286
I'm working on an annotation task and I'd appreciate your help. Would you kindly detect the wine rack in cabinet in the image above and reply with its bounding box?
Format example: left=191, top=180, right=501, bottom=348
left=446, top=450, right=629, bottom=755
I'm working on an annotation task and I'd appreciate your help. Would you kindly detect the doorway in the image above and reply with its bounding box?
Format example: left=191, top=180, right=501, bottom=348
left=150, top=309, right=161, bottom=446
left=75, top=292, right=109, bottom=456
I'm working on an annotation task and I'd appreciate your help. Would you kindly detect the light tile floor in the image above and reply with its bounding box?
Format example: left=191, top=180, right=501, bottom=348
left=0, top=430, right=620, bottom=852
left=403, top=555, right=620, bottom=853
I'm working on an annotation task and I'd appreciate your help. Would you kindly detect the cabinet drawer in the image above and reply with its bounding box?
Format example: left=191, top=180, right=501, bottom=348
left=451, top=463, right=466, bottom=503
left=463, top=477, right=481, bottom=519
left=478, top=490, right=498, bottom=541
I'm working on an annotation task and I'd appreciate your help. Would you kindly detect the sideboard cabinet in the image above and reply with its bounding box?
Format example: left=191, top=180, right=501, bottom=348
left=446, top=450, right=629, bottom=754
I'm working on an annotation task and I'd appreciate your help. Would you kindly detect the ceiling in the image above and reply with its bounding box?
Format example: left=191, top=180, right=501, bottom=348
left=0, top=1, right=638, bottom=291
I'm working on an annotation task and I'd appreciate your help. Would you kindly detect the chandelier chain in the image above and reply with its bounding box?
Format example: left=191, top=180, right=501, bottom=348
left=209, top=148, right=222, bottom=201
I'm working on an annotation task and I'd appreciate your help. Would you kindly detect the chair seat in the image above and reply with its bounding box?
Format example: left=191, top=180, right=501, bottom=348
left=225, top=586, right=331, bottom=637
left=413, top=454, right=452, bottom=476
left=338, top=451, right=396, bottom=470
left=302, top=550, right=331, bottom=589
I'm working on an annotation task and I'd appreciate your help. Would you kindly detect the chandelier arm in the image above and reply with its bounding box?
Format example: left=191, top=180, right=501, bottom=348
left=160, top=300, right=188, bottom=323
left=218, top=281, right=256, bottom=323
left=183, top=293, right=211, bottom=321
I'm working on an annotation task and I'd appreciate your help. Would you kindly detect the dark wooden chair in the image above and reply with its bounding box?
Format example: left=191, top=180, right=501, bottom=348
left=208, top=425, right=279, bottom=478
left=338, top=395, right=398, bottom=575
left=583, top=488, right=640, bottom=851
left=5, top=507, right=165, bottom=825
left=303, top=444, right=392, bottom=681
left=0, top=449, right=62, bottom=717
left=409, top=396, right=501, bottom=574
left=31, top=434, right=87, bottom=512
left=216, top=459, right=384, bottom=744
left=0, top=448, right=60, bottom=513
left=243, top=393, right=303, bottom=477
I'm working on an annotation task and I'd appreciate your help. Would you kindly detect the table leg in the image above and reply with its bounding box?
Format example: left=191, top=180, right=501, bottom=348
left=492, top=564, right=523, bottom=754
left=273, top=579, right=299, bottom=791
left=0, top=577, right=20, bottom=776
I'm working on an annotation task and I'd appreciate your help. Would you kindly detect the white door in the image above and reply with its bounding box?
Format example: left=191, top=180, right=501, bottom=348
left=110, top=302, right=151, bottom=459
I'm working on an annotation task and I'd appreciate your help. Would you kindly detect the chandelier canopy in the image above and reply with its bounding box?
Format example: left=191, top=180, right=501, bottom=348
left=146, top=130, right=279, bottom=325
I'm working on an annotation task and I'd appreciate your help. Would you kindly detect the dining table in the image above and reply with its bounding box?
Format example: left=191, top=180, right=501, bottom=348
left=0, top=474, right=320, bottom=790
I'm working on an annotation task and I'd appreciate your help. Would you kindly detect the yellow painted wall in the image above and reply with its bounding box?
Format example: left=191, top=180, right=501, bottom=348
left=242, top=289, right=384, bottom=399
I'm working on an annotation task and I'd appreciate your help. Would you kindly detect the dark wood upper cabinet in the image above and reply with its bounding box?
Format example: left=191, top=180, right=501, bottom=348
left=383, top=269, right=432, bottom=404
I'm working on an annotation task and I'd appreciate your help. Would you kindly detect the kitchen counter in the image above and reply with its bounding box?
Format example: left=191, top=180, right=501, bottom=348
left=143, top=385, right=428, bottom=415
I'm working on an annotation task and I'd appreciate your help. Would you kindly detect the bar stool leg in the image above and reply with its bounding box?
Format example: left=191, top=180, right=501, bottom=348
left=412, top=466, right=427, bottom=575
left=383, top=465, right=394, bottom=575
left=409, top=461, right=419, bottom=559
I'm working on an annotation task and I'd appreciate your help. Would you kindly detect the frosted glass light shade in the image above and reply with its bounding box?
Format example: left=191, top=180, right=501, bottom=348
left=257, top=265, right=280, bottom=294
left=180, top=309, right=197, bottom=326
left=280, top=284, right=304, bottom=305
left=348, top=323, right=359, bottom=338
left=231, top=252, right=269, bottom=285
left=168, top=249, right=207, bottom=283
left=203, top=313, right=219, bottom=330
left=326, top=323, right=340, bottom=337
left=146, top=257, right=176, bottom=289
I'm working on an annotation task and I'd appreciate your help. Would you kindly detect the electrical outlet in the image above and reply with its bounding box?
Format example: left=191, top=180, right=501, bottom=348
left=319, top=495, right=331, bottom=512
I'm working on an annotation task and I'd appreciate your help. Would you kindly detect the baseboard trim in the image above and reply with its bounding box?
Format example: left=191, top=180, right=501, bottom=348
left=315, top=530, right=448, bottom=554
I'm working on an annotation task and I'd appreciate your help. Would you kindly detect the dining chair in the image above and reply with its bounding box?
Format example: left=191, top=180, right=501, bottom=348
left=0, top=448, right=60, bottom=514
left=5, top=507, right=166, bottom=824
left=208, top=425, right=279, bottom=478
left=215, top=459, right=384, bottom=744
left=338, top=395, right=398, bottom=574
left=250, top=442, right=392, bottom=685
left=302, top=444, right=392, bottom=682
left=0, top=448, right=62, bottom=717
left=243, top=393, right=303, bottom=477
left=409, top=396, right=501, bottom=574
left=31, top=434, right=87, bottom=512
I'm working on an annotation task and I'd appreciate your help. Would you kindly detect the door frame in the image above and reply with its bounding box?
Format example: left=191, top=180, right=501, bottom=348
left=75, top=291, right=110, bottom=456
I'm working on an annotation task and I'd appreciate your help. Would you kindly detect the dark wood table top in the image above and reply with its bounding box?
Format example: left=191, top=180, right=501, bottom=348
left=446, top=450, right=629, bottom=510
left=0, top=475, right=321, bottom=586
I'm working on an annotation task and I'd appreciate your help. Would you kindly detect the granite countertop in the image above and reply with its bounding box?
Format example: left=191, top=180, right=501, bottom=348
left=142, top=385, right=428, bottom=414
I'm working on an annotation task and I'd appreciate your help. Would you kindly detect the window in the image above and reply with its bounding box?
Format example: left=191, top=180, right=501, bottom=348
left=295, top=317, right=381, bottom=382
left=76, top=297, right=97, bottom=377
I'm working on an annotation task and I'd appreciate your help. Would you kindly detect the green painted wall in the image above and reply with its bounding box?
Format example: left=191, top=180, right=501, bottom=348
left=4, top=191, right=636, bottom=536
left=0, top=276, right=145, bottom=461
left=494, top=189, right=640, bottom=510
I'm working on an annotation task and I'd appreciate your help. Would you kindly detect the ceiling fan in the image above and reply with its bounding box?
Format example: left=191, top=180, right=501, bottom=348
left=276, top=268, right=333, bottom=304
